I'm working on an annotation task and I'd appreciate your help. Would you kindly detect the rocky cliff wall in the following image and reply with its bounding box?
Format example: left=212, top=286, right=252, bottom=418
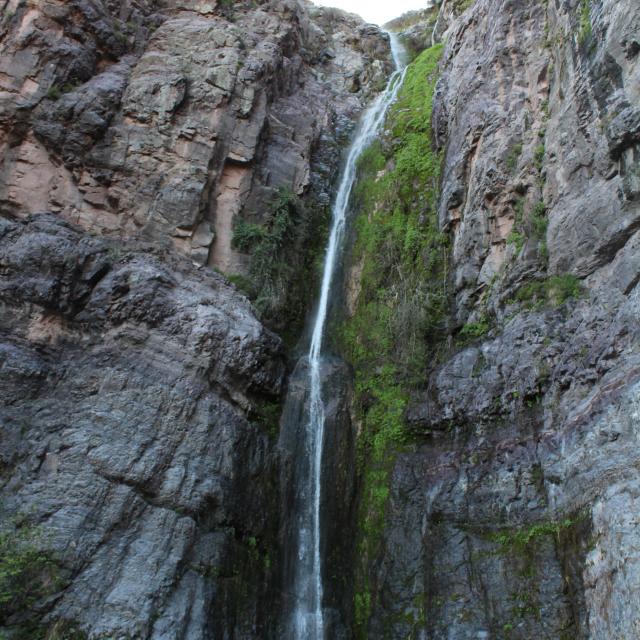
left=0, top=0, right=391, bottom=331
left=343, top=0, right=640, bottom=638
left=0, top=1, right=391, bottom=638
left=2, top=0, right=640, bottom=637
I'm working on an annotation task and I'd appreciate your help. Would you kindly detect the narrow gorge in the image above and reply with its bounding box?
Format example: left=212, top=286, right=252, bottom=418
left=1, top=0, right=639, bottom=639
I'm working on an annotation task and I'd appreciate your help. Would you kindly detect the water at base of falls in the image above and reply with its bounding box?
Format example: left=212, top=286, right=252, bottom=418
left=285, top=33, right=408, bottom=640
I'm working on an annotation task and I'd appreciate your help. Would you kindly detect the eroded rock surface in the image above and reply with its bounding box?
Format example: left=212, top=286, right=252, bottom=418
left=0, top=0, right=390, bottom=266
left=359, top=0, right=640, bottom=638
left=0, top=214, right=286, bottom=637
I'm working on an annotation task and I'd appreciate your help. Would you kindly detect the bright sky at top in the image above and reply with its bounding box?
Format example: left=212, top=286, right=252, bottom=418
left=312, top=0, right=432, bottom=26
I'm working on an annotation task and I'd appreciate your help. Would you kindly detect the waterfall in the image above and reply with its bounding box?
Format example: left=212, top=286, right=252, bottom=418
left=286, top=32, right=408, bottom=640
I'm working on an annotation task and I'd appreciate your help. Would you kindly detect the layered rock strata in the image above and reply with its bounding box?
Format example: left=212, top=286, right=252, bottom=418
left=0, top=0, right=390, bottom=267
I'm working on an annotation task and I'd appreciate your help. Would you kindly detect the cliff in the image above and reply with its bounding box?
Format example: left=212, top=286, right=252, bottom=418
left=343, top=0, right=640, bottom=638
left=0, top=0, right=391, bottom=333
left=1, top=0, right=639, bottom=638
left=0, top=1, right=390, bottom=637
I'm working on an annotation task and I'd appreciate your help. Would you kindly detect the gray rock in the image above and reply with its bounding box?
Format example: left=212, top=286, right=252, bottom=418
left=361, top=0, right=640, bottom=637
left=0, top=214, right=284, bottom=638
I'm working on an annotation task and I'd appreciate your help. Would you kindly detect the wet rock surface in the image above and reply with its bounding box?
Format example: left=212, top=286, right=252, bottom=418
left=278, top=355, right=356, bottom=638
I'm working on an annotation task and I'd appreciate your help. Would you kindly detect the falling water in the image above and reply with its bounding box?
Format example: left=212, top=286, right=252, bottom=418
left=288, top=33, right=408, bottom=639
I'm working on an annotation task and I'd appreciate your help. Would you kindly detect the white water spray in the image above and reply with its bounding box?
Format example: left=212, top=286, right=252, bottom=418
left=289, top=33, right=408, bottom=639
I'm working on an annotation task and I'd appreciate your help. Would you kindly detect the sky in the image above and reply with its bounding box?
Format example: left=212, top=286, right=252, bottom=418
left=312, top=0, right=432, bottom=26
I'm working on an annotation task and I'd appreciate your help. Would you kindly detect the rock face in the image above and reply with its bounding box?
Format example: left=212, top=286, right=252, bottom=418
left=2, top=0, right=640, bottom=637
left=278, top=355, right=356, bottom=638
left=0, top=2, right=392, bottom=637
left=0, top=0, right=390, bottom=268
left=357, top=0, right=640, bottom=638
left=0, top=214, right=286, bottom=637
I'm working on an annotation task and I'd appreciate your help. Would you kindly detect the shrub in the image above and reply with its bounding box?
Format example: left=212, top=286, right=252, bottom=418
left=506, top=142, right=523, bottom=172
left=458, top=318, right=490, bottom=343
left=512, top=274, right=583, bottom=308
left=546, top=274, right=582, bottom=306
left=230, top=186, right=331, bottom=339
left=507, top=229, right=526, bottom=252
left=0, top=521, right=61, bottom=624
left=231, top=220, right=266, bottom=252
left=46, top=85, right=61, bottom=101
left=531, top=201, right=547, bottom=238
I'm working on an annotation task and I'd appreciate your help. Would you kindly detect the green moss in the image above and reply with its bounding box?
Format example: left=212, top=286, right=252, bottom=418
left=230, top=188, right=328, bottom=340
left=512, top=274, right=583, bottom=309
left=340, top=44, right=447, bottom=637
left=579, top=0, right=591, bottom=43
left=487, top=518, right=576, bottom=550
left=478, top=513, right=588, bottom=626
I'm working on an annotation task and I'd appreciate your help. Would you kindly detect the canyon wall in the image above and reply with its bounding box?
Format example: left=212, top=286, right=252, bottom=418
left=0, top=1, right=390, bottom=637
left=1, top=0, right=640, bottom=638
left=343, top=0, right=640, bottom=638
left=0, top=0, right=391, bottom=331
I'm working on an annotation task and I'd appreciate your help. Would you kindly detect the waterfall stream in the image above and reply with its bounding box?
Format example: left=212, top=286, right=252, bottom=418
left=286, top=33, right=408, bottom=639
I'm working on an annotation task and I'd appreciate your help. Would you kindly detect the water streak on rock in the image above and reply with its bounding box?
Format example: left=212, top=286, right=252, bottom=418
left=288, top=32, right=407, bottom=640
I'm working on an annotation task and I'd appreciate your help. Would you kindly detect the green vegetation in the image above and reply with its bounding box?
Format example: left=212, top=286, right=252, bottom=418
left=339, top=44, right=448, bottom=637
left=483, top=512, right=589, bottom=628
left=46, top=85, right=61, bottom=101
left=506, top=196, right=549, bottom=259
left=0, top=519, right=63, bottom=638
left=1, top=523, right=58, bottom=618
left=531, top=200, right=549, bottom=260
left=458, top=317, right=490, bottom=343
left=506, top=229, right=526, bottom=252
left=506, top=142, right=523, bottom=172
left=579, top=0, right=592, bottom=43
left=385, top=5, right=438, bottom=32
left=45, top=83, right=80, bottom=101
left=512, top=274, right=583, bottom=309
left=216, top=0, right=236, bottom=19
left=453, top=0, right=476, bottom=14
left=251, top=399, right=282, bottom=438
left=487, top=518, right=576, bottom=550
left=231, top=188, right=329, bottom=340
